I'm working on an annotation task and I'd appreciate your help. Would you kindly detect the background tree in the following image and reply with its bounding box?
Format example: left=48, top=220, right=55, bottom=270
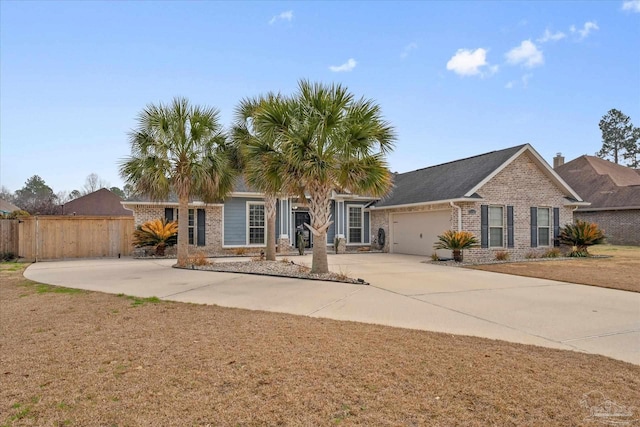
left=109, top=187, right=126, bottom=199
left=597, top=109, right=639, bottom=165
left=82, top=173, right=110, bottom=195
left=14, top=175, right=60, bottom=214
left=260, top=80, right=396, bottom=273
left=120, top=97, right=236, bottom=266
left=0, top=186, right=14, bottom=203
left=622, top=128, right=640, bottom=168
left=232, top=93, right=288, bottom=261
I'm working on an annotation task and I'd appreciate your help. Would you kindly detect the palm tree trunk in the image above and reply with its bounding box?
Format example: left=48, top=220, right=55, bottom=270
left=307, top=185, right=333, bottom=274
left=265, top=194, right=277, bottom=261
left=177, top=195, right=189, bottom=266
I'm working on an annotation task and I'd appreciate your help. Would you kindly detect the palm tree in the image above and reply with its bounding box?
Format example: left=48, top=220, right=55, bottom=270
left=120, top=97, right=236, bottom=266
left=259, top=80, right=396, bottom=273
left=232, top=93, right=289, bottom=261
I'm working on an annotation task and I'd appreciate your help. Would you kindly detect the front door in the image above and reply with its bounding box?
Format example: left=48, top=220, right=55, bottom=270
left=294, top=211, right=312, bottom=248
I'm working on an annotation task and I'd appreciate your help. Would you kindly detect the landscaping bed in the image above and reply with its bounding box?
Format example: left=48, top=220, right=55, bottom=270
left=467, top=245, right=640, bottom=293
left=1, top=263, right=639, bottom=426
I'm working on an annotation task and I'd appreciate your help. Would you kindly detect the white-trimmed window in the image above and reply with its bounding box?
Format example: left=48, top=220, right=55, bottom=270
left=489, top=206, right=504, bottom=247
left=247, top=203, right=265, bottom=245
left=347, top=205, right=363, bottom=244
left=537, top=207, right=551, bottom=246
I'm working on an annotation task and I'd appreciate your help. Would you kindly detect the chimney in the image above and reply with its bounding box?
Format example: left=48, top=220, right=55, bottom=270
left=553, top=153, right=564, bottom=169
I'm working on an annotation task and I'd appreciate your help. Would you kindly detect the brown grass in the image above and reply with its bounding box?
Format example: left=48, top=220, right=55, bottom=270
left=469, top=245, right=640, bottom=293
left=1, top=263, right=639, bottom=426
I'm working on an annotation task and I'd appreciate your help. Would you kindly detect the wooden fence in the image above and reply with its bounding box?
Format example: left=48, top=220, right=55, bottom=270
left=0, top=220, right=20, bottom=256
left=15, top=216, right=134, bottom=261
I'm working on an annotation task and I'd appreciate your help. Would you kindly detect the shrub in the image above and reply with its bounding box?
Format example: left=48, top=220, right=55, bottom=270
left=525, top=251, right=539, bottom=259
left=434, top=230, right=478, bottom=262
left=132, top=218, right=178, bottom=256
left=1, top=210, right=30, bottom=219
left=494, top=251, right=509, bottom=261
left=234, top=247, right=248, bottom=256
left=542, top=248, right=561, bottom=258
left=1, top=252, right=16, bottom=261
left=559, top=220, right=605, bottom=256
left=431, top=252, right=440, bottom=261
left=333, top=236, right=344, bottom=254
left=186, top=251, right=212, bottom=266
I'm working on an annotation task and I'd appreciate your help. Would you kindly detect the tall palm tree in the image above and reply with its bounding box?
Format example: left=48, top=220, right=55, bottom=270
left=260, top=80, right=396, bottom=273
left=120, top=97, right=236, bottom=266
left=232, top=93, right=289, bottom=261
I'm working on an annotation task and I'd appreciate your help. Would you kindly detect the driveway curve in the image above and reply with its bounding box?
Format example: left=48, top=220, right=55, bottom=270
left=24, top=253, right=639, bottom=365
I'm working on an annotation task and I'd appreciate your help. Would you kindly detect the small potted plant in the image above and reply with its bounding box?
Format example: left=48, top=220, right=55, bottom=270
left=433, top=230, right=478, bottom=262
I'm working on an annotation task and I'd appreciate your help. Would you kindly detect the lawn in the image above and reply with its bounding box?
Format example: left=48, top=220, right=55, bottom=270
left=468, top=245, right=640, bottom=293
left=1, top=263, right=639, bottom=426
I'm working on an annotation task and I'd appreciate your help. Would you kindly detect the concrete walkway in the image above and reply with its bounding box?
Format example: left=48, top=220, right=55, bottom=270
left=24, top=253, right=640, bottom=365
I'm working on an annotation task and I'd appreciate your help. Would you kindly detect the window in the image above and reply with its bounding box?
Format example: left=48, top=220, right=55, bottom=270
left=348, top=206, right=363, bottom=243
left=188, top=209, right=195, bottom=245
left=248, top=203, right=265, bottom=245
left=537, top=207, right=550, bottom=246
left=489, top=206, right=504, bottom=247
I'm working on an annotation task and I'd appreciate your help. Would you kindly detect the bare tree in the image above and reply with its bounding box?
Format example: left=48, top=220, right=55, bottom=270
left=82, top=173, right=110, bottom=195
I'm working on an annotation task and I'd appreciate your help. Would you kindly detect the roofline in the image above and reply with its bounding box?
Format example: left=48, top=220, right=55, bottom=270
left=463, top=144, right=585, bottom=202
left=565, top=201, right=591, bottom=207
left=121, top=201, right=225, bottom=207
left=577, top=205, right=640, bottom=212
left=370, top=197, right=481, bottom=211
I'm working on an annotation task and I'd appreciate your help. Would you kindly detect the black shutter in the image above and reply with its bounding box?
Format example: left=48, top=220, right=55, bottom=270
left=197, top=209, right=206, bottom=246
left=530, top=207, right=538, bottom=248
left=507, top=206, right=514, bottom=248
left=481, top=205, right=489, bottom=248
left=553, top=207, right=560, bottom=247
left=165, top=208, right=174, bottom=222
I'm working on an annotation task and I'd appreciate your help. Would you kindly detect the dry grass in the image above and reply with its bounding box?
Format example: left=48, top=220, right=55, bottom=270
left=469, top=245, right=640, bottom=293
left=1, top=263, right=639, bottom=426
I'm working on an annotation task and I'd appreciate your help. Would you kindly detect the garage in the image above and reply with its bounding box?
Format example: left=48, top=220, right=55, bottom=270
left=391, top=210, right=451, bottom=257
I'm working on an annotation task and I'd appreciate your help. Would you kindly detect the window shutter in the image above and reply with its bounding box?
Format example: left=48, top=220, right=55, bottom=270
left=164, top=208, right=174, bottom=222
left=530, top=207, right=538, bottom=248
left=197, top=209, right=206, bottom=246
left=481, top=205, right=488, bottom=248
left=553, top=207, right=560, bottom=247
left=507, top=206, right=514, bottom=248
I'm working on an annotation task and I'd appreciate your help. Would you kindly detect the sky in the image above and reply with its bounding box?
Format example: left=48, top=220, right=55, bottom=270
left=1, top=0, right=639, bottom=194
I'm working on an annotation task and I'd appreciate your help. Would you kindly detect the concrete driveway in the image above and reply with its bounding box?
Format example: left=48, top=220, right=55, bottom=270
left=24, top=253, right=640, bottom=365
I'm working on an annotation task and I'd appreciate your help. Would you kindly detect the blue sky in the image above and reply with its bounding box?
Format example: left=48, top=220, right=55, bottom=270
left=2, top=1, right=639, bottom=194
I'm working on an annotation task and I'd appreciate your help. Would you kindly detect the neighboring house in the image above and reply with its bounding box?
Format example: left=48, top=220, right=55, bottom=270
left=554, top=155, right=640, bottom=246
left=122, top=144, right=588, bottom=260
left=63, top=188, right=132, bottom=216
left=0, top=198, right=20, bottom=215
left=370, top=144, right=588, bottom=262
left=122, top=177, right=374, bottom=255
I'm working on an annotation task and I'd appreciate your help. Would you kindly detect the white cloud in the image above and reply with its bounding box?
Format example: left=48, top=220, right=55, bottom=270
left=521, top=73, right=533, bottom=88
left=505, top=40, right=544, bottom=68
left=537, top=28, right=566, bottom=43
left=329, top=58, right=357, bottom=72
left=505, top=81, right=515, bottom=89
left=400, top=42, right=418, bottom=59
left=570, top=21, right=599, bottom=39
left=622, top=0, right=640, bottom=12
left=269, top=10, right=293, bottom=25
left=446, top=48, right=496, bottom=77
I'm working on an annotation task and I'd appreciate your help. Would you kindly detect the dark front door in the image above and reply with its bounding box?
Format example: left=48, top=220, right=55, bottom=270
left=294, top=211, right=312, bottom=248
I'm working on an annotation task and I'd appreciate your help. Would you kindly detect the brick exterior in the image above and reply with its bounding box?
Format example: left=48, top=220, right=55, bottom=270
left=575, top=210, right=640, bottom=246
left=372, top=151, right=577, bottom=262
left=129, top=204, right=224, bottom=256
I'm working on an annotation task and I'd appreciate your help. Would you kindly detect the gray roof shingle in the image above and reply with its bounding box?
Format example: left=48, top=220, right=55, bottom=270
left=375, top=144, right=526, bottom=207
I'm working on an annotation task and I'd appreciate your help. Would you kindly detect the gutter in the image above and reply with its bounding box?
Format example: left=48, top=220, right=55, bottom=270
left=370, top=197, right=480, bottom=211
left=450, top=201, right=462, bottom=231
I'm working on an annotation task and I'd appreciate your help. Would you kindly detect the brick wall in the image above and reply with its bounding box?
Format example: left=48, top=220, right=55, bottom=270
left=129, top=204, right=225, bottom=255
left=372, top=151, right=578, bottom=262
left=576, top=210, right=640, bottom=246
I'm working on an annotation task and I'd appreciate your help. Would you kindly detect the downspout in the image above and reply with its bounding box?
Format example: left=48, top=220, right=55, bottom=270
left=450, top=202, right=462, bottom=231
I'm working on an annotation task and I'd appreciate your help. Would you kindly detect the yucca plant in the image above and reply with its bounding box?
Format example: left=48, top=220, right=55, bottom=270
left=434, top=230, right=479, bottom=262
left=132, top=218, right=178, bottom=256
left=559, top=220, right=605, bottom=257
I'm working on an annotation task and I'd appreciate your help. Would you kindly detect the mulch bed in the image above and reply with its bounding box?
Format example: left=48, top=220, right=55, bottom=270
left=1, top=263, right=639, bottom=426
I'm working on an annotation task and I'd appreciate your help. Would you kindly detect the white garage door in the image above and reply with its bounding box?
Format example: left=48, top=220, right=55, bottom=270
left=391, top=210, right=451, bottom=257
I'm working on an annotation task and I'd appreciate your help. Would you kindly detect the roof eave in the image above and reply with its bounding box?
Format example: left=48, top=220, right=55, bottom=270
left=370, top=197, right=482, bottom=211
